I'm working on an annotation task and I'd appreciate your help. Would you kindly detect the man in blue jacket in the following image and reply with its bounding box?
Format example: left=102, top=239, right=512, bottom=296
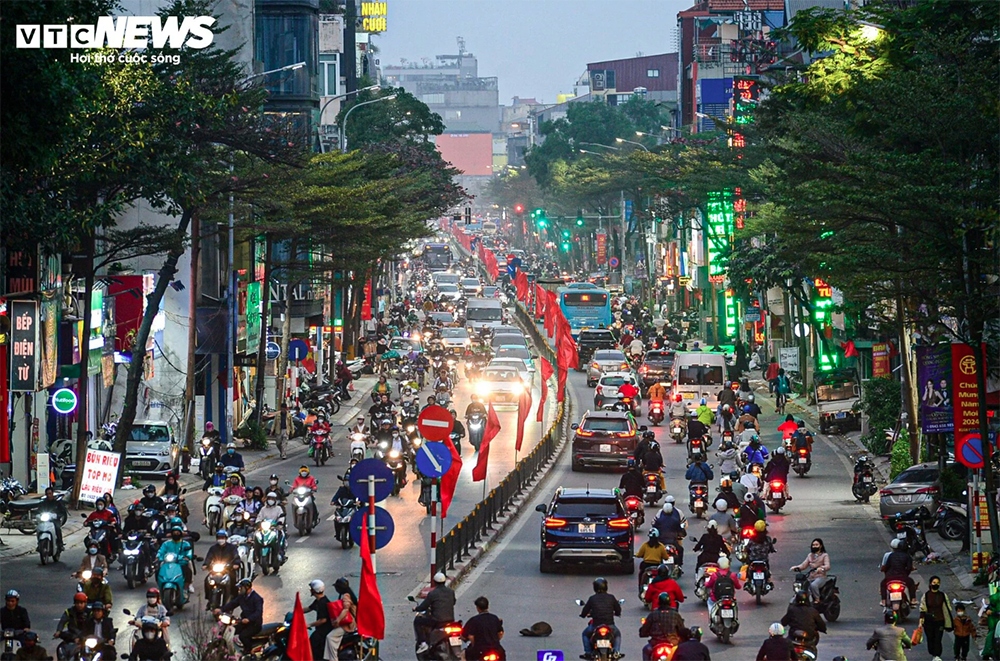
left=216, top=578, right=263, bottom=651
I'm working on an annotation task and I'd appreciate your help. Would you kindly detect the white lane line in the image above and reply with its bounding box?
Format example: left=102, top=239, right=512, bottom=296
left=295, top=536, right=309, bottom=544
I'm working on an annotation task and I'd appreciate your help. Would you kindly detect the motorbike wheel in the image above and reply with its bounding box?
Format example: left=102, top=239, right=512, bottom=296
left=940, top=514, right=965, bottom=540
left=826, top=599, right=841, bottom=621
left=38, top=539, right=51, bottom=565
left=207, top=511, right=220, bottom=534
left=721, top=629, right=731, bottom=644
left=755, top=591, right=762, bottom=606
left=329, top=398, right=341, bottom=415
left=125, top=566, right=136, bottom=590
left=260, top=555, right=270, bottom=576
left=162, top=588, right=177, bottom=613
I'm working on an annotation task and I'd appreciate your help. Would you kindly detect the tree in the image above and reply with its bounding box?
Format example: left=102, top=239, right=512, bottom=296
left=338, top=87, right=445, bottom=150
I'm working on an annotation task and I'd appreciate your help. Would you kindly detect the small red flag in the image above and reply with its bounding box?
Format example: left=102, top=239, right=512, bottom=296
left=515, top=387, right=533, bottom=453
left=439, top=437, right=463, bottom=518
left=357, top=515, right=385, bottom=639
left=286, top=593, right=314, bottom=661
left=472, top=403, right=502, bottom=482
left=535, top=284, right=547, bottom=319
left=537, top=357, right=553, bottom=423
left=556, top=324, right=579, bottom=403
left=544, top=291, right=559, bottom=338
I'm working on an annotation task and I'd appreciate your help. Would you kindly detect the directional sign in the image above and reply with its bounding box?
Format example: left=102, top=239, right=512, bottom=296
left=417, top=405, right=454, bottom=442
left=348, top=458, right=394, bottom=502
left=608, top=256, right=620, bottom=269
left=350, top=505, right=395, bottom=550
left=415, top=441, right=453, bottom=479
left=288, top=339, right=309, bottom=362
left=265, top=342, right=281, bottom=361
left=956, top=432, right=994, bottom=470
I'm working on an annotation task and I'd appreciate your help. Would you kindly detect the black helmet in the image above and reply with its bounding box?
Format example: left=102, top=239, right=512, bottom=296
left=795, top=591, right=810, bottom=605
left=657, top=592, right=671, bottom=609
left=593, top=577, right=608, bottom=593
left=642, top=431, right=655, bottom=442
left=656, top=564, right=670, bottom=579
left=689, top=626, right=703, bottom=641
left=143, top=485, right=156, bottom=496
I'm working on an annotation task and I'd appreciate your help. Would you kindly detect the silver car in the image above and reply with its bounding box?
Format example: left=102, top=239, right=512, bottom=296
left=879, top=462, right=942, bottom=521
left=124, top=421, right=179, bottom=475
left=587, top=349, right=630, bottom=387
left=439, top=327, right=469, bottom=355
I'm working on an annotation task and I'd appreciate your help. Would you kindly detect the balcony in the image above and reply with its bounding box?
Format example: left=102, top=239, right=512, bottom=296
left=693, top=39, right=732, bottom=64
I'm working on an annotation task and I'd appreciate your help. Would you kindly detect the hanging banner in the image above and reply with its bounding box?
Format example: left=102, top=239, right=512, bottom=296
left=952, top=343, right=984, bottom=437
left=917, top=344, right=953, bottom=433
left=9, top=301, right=39, bottom=392
left=0, top=346, right=8, bottom=463
left=596, top=232, right=607, bottom=266
left=79, top=449, right=121, bottom=503
left=361, top=279, right=373, bottom=321
left=245, top=282, right=262, bottom=355
left=872, top=342, right=891, bottom=379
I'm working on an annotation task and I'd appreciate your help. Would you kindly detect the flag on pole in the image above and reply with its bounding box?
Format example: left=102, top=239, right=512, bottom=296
left=286, top=593, right=314, bottom=661
left=515, top=387, right=533, bottom=453
left=538, top=357, right=553, bottom=422
left=357, top=515, right=385, bottom=639
left=535, top=284, right=547, bottom=319
left=472, top=403, right=502, bottom=482
left=440, top=436, right=463, bottom=518
left=556, top=324, right=579, bottom=403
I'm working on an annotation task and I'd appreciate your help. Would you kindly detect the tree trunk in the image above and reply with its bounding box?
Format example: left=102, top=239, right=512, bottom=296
left=253, top=234, right=273, bottom=423
left=183, top=211, right=200, bottom=463
left=895, top=292, right=920, bottom=462
left=71, top=236, right=95, bottom=506
left=275, top=287, right=293, bottom=409
left=114, top=209, right=193, bottom=479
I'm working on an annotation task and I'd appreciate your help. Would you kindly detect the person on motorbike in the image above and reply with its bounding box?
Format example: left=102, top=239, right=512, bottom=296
left=202, top=529, right=240, bottom=596
left=202, top=463, right=228, bottom=491
left=292, top=467, right=320, bottom=526
left=763, top=447, right=793, bottom=500
left=708, top=499, right=738, bottom=539
left=628, top=336, right=645, bottom=361
left=866, top=611, right=912, bottom=661
left=243, top=487, right=264, bottom=520
left=705, top=556, right=741, bottom=619
left=215, top=578, right=264, bottom=651
left=789, top=538, right=830, bottom=604
left=130, top=588, right=170, bottom=646
left=687, top=411, right=710, bottom=445
left=736, top=406, right=760, bottom=434
left=265, top=474, right=287, bottom=503
left=639, top=593, right=685, bottom=660
left=756, top=622, right=794, bottom=661
left=635, top=529, right=674, bottom=589
left=644, top=563, right=686, bottom=611
left=716, top=439, right=743, bottom=476
left=413, top=572, right=457, bottom=655
left=77, top=541, right=110, bottom=579
left=789, top=426, right=813, bottom=455
left=746, top=520, right=777, bottom=583
left=618, top=459, right=645, bottom=500
left=159, top=523, right=195, bottom=595
left=2, top=590, right=30, bottom=639
left=350, top=416, right=370, bottom=438
left=880, top=538, right=917, bottom=606
left=81, top=565, right=114, bottom=609
left=204, top=421, right=222, bottom=446
left=634, top=430, right=654, bottom=466
left=37, top=488, right=67, bottom=553
left=303, top=580, right=333, bottom=661
left=369, top=394, right=396, bottom=425
left=743, top=435, right=770, bottom=466
left=780, top=591, right=826, bottom=649
left=647, top=381, right=668, bottom=415
left=462, top=596, right=505, bottom=661
left=739, top=492, right=766, bottom=531
left=13, top=631, right=47, bottom=661
left=694, top=520, right=731, bottom=570
left=372, top=375, right=393, bottom=402
left=82, top=602, right=116, bottom=660
left=777, top=414, right=798, bottom=441
left=219, top=443, right=245, bottom=471
left=433, top=368, right=453, bottom=395
left=651, top=498, right=687, bottom=566
left=138, top=484, right=166, bottom=513
left=743, top=394, right=763, bottom=419
left=717, top=384, right=737, bottom=426
left=718, top=404, right=736, bottom=433
left=54, top=593, right=90, bottom=647
left=695, top=399, right=715, bottom=428
left=450, top=409, right=467, bottom=443
left=128, top=618, right=169, bottom=661
left=716, top=476, right=741, bottom=512
left=579, top=577, right=622, bottom=659
left=641, top=438, right=665, bottom=490
left=221, top=473, right=246, bottom=500
left=685, top=457, right=714, bottom=484
left=668, top=393, right=687, bottom=420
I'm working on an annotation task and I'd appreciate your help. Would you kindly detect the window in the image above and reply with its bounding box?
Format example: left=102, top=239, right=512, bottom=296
left=422, top=93, right=445, bottom=104
left=647, top=69, right=660, bottom=78
left=551, top=500, right=621, bottom=518
left=581, top=417, right=632, bottom=433
left=321, top=59, right=339, bottom=97
left=677, top=365, right=724, bottom=386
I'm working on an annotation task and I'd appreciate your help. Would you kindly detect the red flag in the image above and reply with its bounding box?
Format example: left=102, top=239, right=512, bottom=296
left=535, top=284, right=547, bottom=319
left=515, top=271, right=529, bottom=302
left=357, top=515, right=385, bottom=639
left=472, top=403, right=502, bottom=482
left=440, top=437, right=463, bottom=518
left=286, top=593, right=314, bottom=661
left=515, top=387, right=533, bottom=453
left=544, top=290, right=559, bottom=338
left=537, top=357, right=553, bottom=422
left=556, top=324, right=579, bottom=403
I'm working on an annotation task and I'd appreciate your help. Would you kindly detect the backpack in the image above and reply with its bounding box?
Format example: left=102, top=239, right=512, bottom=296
left=712, top=572, right=736, bottom=598
left=777, top=375, right=791, bottom=394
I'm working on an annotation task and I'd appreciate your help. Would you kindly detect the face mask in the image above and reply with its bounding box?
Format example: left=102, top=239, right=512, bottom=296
left=143, top=631, right=156, bottom=640
left=267, top=500, right=276, bottom=507
left=270, top=479, right=278, bottom=486
left=811, top=547, right=821, bottom=553
left=147, top=598, right=158, bottom=606
left=930, top=584, right=940, bottom=591
left=217, top=538, right=226, bottom=545
left=300, top=473, right=308, bottom=479
left=89, top=547, right=98, bottom=555
left=171, top=533, right=182, bottom=541
left=228, top=449, right=235, bottom=455
left=96, top=504, right=105, bottom=511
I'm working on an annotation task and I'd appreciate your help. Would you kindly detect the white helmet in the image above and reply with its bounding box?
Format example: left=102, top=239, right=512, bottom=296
left=744, top=492, right=755, bottom=503
left=890, top=538, right=902, bottom=550
left=715, top=499, right=728, bottom=512
left=309, top=579, right=325, bottom=593
left=707, top=520, right=718, bottom=530
left=665, top=495, right=676, bottom=504
left=661, top=502, right=674, bottom=514
left=718, top=557, right=730, bottom=569
left=775, top=446, right=785, bottom=455
left=433, top=572, right=447, bottom=584
left=769, top=622, right=784, bottom=636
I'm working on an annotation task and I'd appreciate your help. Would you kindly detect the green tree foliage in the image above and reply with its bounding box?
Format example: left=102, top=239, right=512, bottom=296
left=338, top=87, right=445, bottom=150
left=859, top=377, right=902, bottom=455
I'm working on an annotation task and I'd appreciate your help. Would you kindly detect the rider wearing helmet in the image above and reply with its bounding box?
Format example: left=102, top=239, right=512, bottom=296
left=13, top=630, right=47, bottom=660
left=2, top=590, right=30, bottom=645
left=618, top=459, right=645, bottom=499
left=763, top=446, right=792, bottom=500
left=303, top=579, right=333, bottom=661
left=579, top=578, right=622, bottom=658
left=130, top=588, right=170, bottom=647
left=292, top=467, right=320, bottom=526
left=412, top=573, right=457, bottom=654
left=219, top=442, right=245, bottom=471
left=158, top=523, right=195, bottom=596
left=221, top=473, right=246, bottom=500
left=736, top=405, right=760, bottom=433
left=138, top=484, right=166, bottom=513
left=216, top=578, right=264, bottom=652
left=780, top=589, right=826, bottom=646
left=880, top=538, right=917, bottom=606
left=203, top=463, right=228, bottom=491
left=640, top=435, right=665, bottom=490
left=756, top=623, right=794, bottom=661
left=674, top=626, right=711, bottom=659
left=651, top=498, right=687, bottom=566
left=639, top=592, right=685, bottom=660
left=56, top=593, right=91, bottom=642
left=81, top=566, right=114, bottom=610
left=202, top=530, right=239, bottom=599
left=128, top=617, right=169, bottom=661
left=635, top=529, right=674, bottom=589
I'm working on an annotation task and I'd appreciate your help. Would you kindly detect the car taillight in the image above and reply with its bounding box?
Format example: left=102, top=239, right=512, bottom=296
left=597, top=626, right=610, bottom=636
left=544, top=517, right=567, bottom=528
left=596, top=386, right=603, bottom=396
left=770, top=480, right=784, bottom=490
left=620, top=363, right=630, bottom=370
left=915, top=486, right=939, bottom=494
left=443, top=624, right=463, bottom=635
left=576, top=429, right=594, bottom=437
left=592, top=363, right=600, bottom=370
left=615, top=431, right=633, bottom=438
left=608, top=518, right=631, bottom=529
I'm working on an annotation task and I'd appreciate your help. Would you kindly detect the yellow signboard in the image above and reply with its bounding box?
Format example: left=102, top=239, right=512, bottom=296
left=360, top=2, right=387, bottom=32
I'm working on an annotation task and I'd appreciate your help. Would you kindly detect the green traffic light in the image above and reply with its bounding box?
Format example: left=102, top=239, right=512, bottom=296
left=576, top=216, right=584, bottom=226
left=561, top=241, right=571, bottom=252
left=561, top=229, right=570, bottom=239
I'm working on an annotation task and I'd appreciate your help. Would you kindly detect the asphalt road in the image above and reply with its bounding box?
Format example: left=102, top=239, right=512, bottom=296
left=450, top=367, right=951, bottom=661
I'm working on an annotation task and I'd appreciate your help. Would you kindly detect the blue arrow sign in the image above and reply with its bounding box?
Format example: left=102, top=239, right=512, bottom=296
left=288, top=339, right=309, bottom=361
left=415, top=441, right=453, bottom=479
left=350, top=505, right=395, bottom=550
left=348, top=458, right=394, bottom=502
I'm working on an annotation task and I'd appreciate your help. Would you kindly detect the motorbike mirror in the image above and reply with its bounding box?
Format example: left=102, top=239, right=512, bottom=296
left=81, top=513, right=87, bottom=518
left=180, top=488, right=187, bottom=495
left=618, top=599, right=625, bottom=604
left=575, top=599, right=584, bottom=606
left=535, top=504, right=547, bottom=513
left=639, top=425, right=648, bottom=431
left=122, top=608, right=132, bottom=616
left=571, top=423, right=579, bottom=430
left=407, top=595, right=416, bottom=602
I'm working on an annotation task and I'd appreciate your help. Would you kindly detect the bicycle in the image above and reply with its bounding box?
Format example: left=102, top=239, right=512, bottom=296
left=775, top=391, right=787, bottom=415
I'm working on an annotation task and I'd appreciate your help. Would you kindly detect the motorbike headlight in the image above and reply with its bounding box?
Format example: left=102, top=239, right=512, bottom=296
left=84, top=637, right=98, bottom=649
left=389, top=449, right=401, bottom=459
left=296, top=487, right=308, bottom=496
left=202, top=438, right=212, bottom=446
left=165, top=553, right=177, bottom=562
left=412, top=438, right=422, bottom=448
left=406, top=425, right=415, bottom=432
left=39, top=512, right=52, bottom=522
left=81, top=570, right=92, bottom=581
left=260, top=520, right=271, bottom=532
left=219, top=614, right=233, bottom=625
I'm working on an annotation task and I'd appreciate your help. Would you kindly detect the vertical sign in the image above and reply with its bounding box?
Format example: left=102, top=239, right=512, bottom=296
left=952, top=344, right=983, bottom=436
left=705, top=190, right=734, bottom=276
left=79, top=449, right=121, bottom=503
left=245, top=282, right=262, bottom=355
left=361, top=279, right=373, bottom=321
left=872, top=342, right=891, bottom=379
left=916, top=344, right=954, bottom=433
left=9, top=301, right=39, bottom=392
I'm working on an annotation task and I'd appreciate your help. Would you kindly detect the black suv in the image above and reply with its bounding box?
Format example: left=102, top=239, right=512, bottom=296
left=571, top=410, right=639, bottom=471
left=536, top=487, right=634, bottom=574
left=575, top=329, right=618, bottom=371
left=638, top=350, right=675, bottom=394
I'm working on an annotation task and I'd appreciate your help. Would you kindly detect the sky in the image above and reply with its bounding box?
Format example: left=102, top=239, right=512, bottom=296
left=376, top=0, right=692, bottom=105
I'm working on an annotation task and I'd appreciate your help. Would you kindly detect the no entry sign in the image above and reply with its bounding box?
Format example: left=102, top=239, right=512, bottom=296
left=956, top=432, right=993, bottom=470
left=417, top=405, right=454, bottom=442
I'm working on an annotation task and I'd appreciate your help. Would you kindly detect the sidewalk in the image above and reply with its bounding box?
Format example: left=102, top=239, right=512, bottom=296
left=0, top=374, right=379, bottom=562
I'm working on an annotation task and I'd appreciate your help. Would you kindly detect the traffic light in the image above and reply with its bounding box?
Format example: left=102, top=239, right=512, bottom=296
left=533, top=208, right=547, bottom=229
left=560, top=241, right=571, bottom=252
left=514, top=204, right=524, bottom=215
left=576, top=213, right=584, bottom=227
left=561, top=228, right=570, bottom=240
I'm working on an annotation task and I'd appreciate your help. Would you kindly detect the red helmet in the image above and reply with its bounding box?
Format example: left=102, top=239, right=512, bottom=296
left=674, top=393, right=683, bottom=403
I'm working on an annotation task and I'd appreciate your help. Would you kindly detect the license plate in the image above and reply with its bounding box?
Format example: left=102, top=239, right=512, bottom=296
left=721, top=609, right=734, bottom=618
left=773, top=492, right=782, bottom=498
left=578, top=523, right=596, bottom=534
left=863, top=476, right=873, bottom=482
left=889, top=592, right=902, bottom=601
left=836, top=412, right=847, bottom=419
left=449, top=636, right=462, bottom=646
left=672, top=427, right=682, bottom=433
left=897, top=531, right=908, bottom=539
left=753, top=572, right=765, bottom=580
left=647, top=485, right=657, bottom=493
left=683, top=392, right=695, bottom=399
left=130, top=460, right=156, bottom=469
left=798, top=457, right=808, bottom=464
left=596, top=640, right=612, bottom=649
left=599, top=444, right=612, bottom=453
left=897, top=495, right=912, bottom=503
left=695, top=500, right=704, bottom=508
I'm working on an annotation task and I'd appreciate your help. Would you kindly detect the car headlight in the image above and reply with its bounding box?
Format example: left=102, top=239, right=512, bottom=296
left=512, top=383, right=524, bottom=395
left=212, top=562, right=227, bottom=573
left=475, top=382, right=490, bottom=397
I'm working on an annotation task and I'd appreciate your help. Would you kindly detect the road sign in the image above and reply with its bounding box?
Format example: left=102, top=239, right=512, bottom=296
left=265, top=342, right=281, bottom=361
left=415, top=441, right=453, bottom=479
left=288, top=339, right=309, bottom=361
left=349, top=505, right=395, bottom=550
left=348, top=458, right=394, bottom=502
left=417, top=405, right=454, bottom=442
left=608, top=256, right=620, bottom=269
left=51, top=388, right=78, bottom=414
left=745, top=306, right=761, bottom=323
left=956, top=432, right=993, bottom=469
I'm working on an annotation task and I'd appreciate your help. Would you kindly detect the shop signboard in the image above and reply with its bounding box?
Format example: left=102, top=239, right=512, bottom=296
left=9, top=301, right=39, bottom=392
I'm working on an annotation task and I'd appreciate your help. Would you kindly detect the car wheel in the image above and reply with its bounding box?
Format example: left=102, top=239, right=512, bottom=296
left=619, top=557, right=635, bottom=575
left=539, top=548, right=556, bottom=574
left=571, top=458, right=582, bottom=472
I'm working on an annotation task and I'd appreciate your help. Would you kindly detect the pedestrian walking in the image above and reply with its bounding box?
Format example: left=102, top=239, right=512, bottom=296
left=917, top=575, right=952, bottom=661
left=274, top=402, right=292, bottom=460
left=952, top=600, right=977, bottom=661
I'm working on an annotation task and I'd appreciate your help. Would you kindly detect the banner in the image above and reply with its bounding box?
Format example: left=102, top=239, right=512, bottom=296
left=361, top=279, right=373, bottom=321
left=79, top=449, right=121, bottom=503
left=596, top=232, right=607, bottom=265
left=9, top=301, right=39, bottom=392
left=952, top=343, right=984, bottom=437
left=872, top=342, right=891, bottom=379
left=917, top=344, right=953, bottom=433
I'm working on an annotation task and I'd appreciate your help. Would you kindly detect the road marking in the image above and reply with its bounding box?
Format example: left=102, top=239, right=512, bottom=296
left=326, top=514, right=338, bottom=521
left=295, top=536, right=309, bottom=544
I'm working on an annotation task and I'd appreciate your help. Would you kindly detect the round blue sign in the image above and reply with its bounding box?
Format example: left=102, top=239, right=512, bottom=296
left=956, top=432, right=992, bottom=469
left=349, top=505, right=395, bottom=550
left=288, top=339, right=309, bottom=362
left=265, top=342, right=281, bottom=361
left=609, top=256, right=620, bottom=269
left=348, top=458, right=394, bottom=502
left=415, top=441, right=453, bottom=479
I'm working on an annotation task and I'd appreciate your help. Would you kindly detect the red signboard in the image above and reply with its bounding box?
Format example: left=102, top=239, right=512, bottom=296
left=596, top=232, right=607, bottom=265
left=361, top=279, right=373, bottom=321
left=417, top=405, right=454, bottom=442
left=872, top=342, right=891, bottom=379
left=952, top=343, right=984, bottom=436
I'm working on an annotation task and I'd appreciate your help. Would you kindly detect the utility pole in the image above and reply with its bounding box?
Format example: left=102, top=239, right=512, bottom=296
left=344, top=0, right=357, bottom=94
left=183, top=211, right=200, bottom=472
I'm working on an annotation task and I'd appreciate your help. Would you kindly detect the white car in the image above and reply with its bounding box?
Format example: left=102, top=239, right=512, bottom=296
left=489, top=357, right=531, bottom=384
left=594, top=372, right=642, bottom=415
left=474, top=366, right=526, bottom=405
left=439, top=327, right=469, bottom=354
left=436, top=283, right=464, bottom=302
left=495, top=345, right=536, bottom=373
left=459, top=277, right=482, bottom=297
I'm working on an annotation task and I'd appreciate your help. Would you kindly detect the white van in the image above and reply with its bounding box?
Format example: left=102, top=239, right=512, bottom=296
left=671, top=351, right=727, bottom=411
left=465, top=298, right=505, bottom=332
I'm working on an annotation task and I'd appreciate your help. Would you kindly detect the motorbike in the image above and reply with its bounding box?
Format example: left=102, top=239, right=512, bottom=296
left=467, top=413, right=486, bottom=451
left=766, top=479, right=787, bottom=513
left=884, top=577, right=914, bottom=620
left=386, top=448, right=408, bottom=496
left=647, top=401, right=665, bottom=426
left=574, top=598, right=625, bottom=661
left=793, top=572, right=841, bottom=621
left=934, top=500, right=967, bottom=541
left=852, top=455, right=878, bottom=503
left=709, top=593, right=739, bottom=644
left=198, top=436, right=220, bottom=479
left=35, top=510, right=60, bottom=565
left=688, top=482, right=709, bottom=518
left=669, top=417, right=687, bottom=444
left=643, top=471, right=663, bottom=506
left=349, top=433, right=367, bottom=462
left=83, top=518, right=117, bottom=563
left=121, top=530, right=154, bottom=589
left=789, top=628, right=818, bottom=661
left=792, top=447, right=812, bottom=476
left=157, top=551, right=188, bottom=612
left=434, top=386, right=452, bottom=408
left=229, top=533, right=254, bottom=583
left=686, top=436, right=706, bottom=463
left=624, top=495, right=645, bottom=530
left=1, top=630, right=26, bottom=660
left=735, top=526, right=756, bottom=564
left=449, top=430, right=462, bottom=454
left=221, top=494, right=244, bottom=531
left=648, top=640, right=676, bottom=661
left=205, top=559, right=236, bottom=610
left=408, top=596, right=463, bottom=661
left=253, top=519, right=283, bottom=575
left=204, top=487, right=224, bottom=533
left=891, top=507, right=931, bottom=558
left=290, top=485, right=317, bottom=536
left=694, top=563, right=719, bottom=602
left=744, top=558, right=773, bottom=605
left=333, top=493, right=359, bottom=549
left=310, top=429, right=330, bottom=467
left=205, top=611, right=239, bottom=660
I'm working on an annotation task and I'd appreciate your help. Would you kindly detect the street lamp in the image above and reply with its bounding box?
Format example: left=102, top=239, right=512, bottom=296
left=615, top=137, right=650, bottom=152
left=317, top=84, right=380, bottom=153
left=578, top=141, right=620, bottom=151
left=340, top=94, right=397, bottom=153
left=242, top=61, right=306, bottom=83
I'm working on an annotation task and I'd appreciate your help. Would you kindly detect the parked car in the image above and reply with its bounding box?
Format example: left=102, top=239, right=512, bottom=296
left=571, top=410, right=640, bottom=471
left=594, top=372, right=642, bottom=415
left=638, top=350, right=675, bottom=395
left=879, top=462, right=943, bottom=521
left=576, top=329, right=618, bottom=372
left=587, top=349, right=631, bottom=387
left=536, top=487, right=634, bottom=574
left=124, top=421, right=179, bottom=475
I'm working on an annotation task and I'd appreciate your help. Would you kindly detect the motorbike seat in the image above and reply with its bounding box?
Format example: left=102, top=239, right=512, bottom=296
left=253, top=622, right=284, bottom=641
left=7, top=498, right=43, bottom=511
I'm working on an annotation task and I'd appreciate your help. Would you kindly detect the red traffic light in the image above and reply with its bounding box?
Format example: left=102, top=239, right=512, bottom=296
left=513, top=204, right=524, bottom=214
